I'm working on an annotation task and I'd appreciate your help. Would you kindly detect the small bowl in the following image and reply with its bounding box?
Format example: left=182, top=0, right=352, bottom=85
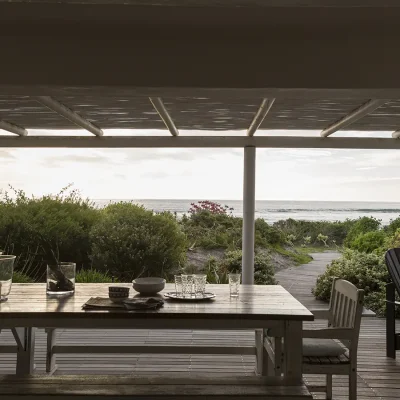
left=109, top=286, right=129, bottom=303
left=132, top=277, right=166, bottom=295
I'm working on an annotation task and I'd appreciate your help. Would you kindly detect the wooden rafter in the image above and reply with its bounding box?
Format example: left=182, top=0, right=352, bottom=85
left=247, top=99, right=275, bottom=137
left=149, top=98, right=179, bottom=136
left=0, top=120, right=27, bottom=136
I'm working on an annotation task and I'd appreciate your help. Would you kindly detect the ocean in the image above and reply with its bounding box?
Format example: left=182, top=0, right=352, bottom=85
left=93, top=199, right=400, bottom=225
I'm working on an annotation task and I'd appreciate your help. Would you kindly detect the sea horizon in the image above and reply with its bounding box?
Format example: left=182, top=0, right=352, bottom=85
left=92, top=199, right=400, bottom=225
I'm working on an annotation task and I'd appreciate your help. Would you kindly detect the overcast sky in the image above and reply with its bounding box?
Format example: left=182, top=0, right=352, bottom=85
left=0, top=129, right=399, bottom=202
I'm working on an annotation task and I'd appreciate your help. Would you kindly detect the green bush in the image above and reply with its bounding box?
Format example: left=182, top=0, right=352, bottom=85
left=344, top=216, right=381, bottom=247
left=313, top=249, right=389, bottom=316
left=385, top=217, right=400, bottom=236
left=90, top=203, right=187, bottom=281
left=76, top=269, right=115, bottom=283
left=0, top=186, right=100, bottom=278
left=218, top=250, right=277, bottom=285
left=12, top=271, right=34, bottom=283
left=349, top=231, right=387, bottom=254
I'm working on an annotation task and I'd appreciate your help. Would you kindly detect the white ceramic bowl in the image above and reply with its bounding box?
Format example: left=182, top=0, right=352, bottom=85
left=132, top=277, right=166, bottom=295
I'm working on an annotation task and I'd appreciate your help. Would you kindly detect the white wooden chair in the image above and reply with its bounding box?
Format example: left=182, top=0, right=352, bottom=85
left=263, top=278, right=364, bottom=400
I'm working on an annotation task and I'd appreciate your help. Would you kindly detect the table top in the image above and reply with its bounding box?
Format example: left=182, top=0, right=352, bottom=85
left=0, top=283, right=313, bottom=329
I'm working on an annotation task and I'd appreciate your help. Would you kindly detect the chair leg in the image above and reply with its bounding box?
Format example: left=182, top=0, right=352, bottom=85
left=349, top=370, right=357, bottom=400
left=386, top=283, right=397, bottom=358
left=326, top=374, right=332, bottom=400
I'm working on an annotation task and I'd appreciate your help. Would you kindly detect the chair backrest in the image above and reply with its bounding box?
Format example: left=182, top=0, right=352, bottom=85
left=385, top=248, right=400, bottom=295
left=328, top=278, right=364, bottom=351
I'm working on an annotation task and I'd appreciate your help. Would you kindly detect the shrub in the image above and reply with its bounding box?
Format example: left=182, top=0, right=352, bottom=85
left=349, top=231, right=387, bottom=254
left=90, top=203, right=187, bottom=281
left=254, top=218, right=285, bottom=246
left=385, top=217, right=400, bottom=236
left=0, top=185, right=100, bottom=278
left=344, top=216, right=381, bottom=247
left=313, top=249, right=389, bottom=316
left=218, top=250, right=277, bottom=285
left=76, top=269, right=115, bottom=283
left=12, top=271, right=34, bottom=283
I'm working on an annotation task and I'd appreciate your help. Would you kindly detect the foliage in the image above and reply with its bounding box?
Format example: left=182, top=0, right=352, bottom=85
left=254, top=218, right=285, bottom=246
left=189, top=200, right=233, bottom=216
left=385, top=217, right=400, bottom=236
left=205, top=256, right=229, bottom=284
left=275, top=245, right=313, bottom=265
left=218, top=250, right=277, bottom=285
left=344, top=216, right=381, bottom=248
left=349, top=231, right=387, bottom=254
left=274, top=218, right=354, bottom=246
left=385, top=228, right=400, bottom=250
left=317, top=233, right=329, bottom=247
left=12, top=271, right=34, bottom=283
left=313, top=249, right=390, bottom=316
left=0, top=185, right=100, bottom=278
left=90, top=203, right=187, bottom=281
left=76, top=269, right=115, bottom=283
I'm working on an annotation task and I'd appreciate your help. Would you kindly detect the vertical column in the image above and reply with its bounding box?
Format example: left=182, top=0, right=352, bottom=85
left=242, top=146, right=256, bottom=285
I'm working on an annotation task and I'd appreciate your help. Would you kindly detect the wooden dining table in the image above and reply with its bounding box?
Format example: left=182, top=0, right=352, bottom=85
left=0, top=283, right=313, bottom=382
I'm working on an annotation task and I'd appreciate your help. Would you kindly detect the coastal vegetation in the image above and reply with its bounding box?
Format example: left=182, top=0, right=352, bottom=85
left=0, top=185, right=399, bottom=307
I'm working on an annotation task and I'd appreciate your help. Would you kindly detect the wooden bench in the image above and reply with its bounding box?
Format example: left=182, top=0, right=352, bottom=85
left=0, top=375, right=312, bottom=399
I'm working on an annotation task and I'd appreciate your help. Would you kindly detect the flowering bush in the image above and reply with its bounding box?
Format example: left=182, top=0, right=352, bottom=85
left=189, top=201, right=233, bottom=216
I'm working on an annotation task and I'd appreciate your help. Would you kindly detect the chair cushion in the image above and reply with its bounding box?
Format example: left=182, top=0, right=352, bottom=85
left=303, top=338, right=346, bottom=357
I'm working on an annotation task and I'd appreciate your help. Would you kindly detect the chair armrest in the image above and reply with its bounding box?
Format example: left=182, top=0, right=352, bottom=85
left=309, top=309, right=330, bottom=319
left=303, top=328, right=354, bottom=340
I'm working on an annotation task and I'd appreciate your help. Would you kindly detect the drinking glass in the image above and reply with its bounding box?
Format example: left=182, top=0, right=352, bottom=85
left=47, top=262, right=76, bottom=295
left=0, top=255, right=16, bottom=302
left=193, top=274, right=207, bottom=297
left=229, top=273, right=241, bottom=297
left=174, top=275, right=183, bottom=296
left=181, top=274, right=194, bottom=298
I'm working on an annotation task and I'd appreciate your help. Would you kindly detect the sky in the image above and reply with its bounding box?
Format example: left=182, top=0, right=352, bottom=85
left=0, top=129, right=399, bottom=202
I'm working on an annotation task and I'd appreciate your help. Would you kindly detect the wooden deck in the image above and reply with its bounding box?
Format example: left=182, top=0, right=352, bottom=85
left=1, top=251, right=400, bottom=399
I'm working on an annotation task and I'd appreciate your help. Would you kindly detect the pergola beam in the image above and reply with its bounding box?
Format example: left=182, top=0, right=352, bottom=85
left=247, top=98, right=275, bottom=137
left=0, top=120, right=27, bottom=136
left=1, top=136, right=400, bottom=149
left=35, top=96, right=103, bottom=137
left=149, top=98, right=179, bottom=136
left=320, top=99, right=388, bottom=137
left=392, top=130, right=400, bottom=139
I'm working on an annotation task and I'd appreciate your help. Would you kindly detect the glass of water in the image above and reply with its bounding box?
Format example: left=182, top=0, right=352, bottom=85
left=228, top=273, right=241, bottom=298
left=193, top=274, right=207, bottom=297
left=0, top=255, right=16, bottom=302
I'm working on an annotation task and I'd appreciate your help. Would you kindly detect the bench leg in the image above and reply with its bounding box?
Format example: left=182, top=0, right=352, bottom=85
left=274, top=336, right=283, bottom=377
left=386, top=283, right=396, bottom=359
left=46, top=328, right=58, bottom=374
left=326, top=374, right=332, bottom=400
left=12, top=328, right=36, bottom=375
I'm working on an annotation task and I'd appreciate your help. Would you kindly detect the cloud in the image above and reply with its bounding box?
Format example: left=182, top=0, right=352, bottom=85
left=43, top=152, right=118, bottom=167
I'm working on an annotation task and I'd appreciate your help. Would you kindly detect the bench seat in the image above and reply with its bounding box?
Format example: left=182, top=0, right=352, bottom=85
left=0, top=375, right=312, bottom=399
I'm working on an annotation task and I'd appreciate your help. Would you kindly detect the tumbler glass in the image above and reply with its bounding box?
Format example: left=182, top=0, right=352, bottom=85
left=228, top=273, right=241, bottom=298
left=174, top=275, right=183, bottom=296
left=47, top=262, right=76, bottom=295
left=181, top=274, right=194, bottom=298
left=193, top=274, right=207, bottom=297
left=0, top=255, right=16, bottom=302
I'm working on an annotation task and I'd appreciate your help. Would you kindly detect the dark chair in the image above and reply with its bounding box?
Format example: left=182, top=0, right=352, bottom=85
left=384, top=248, right=400, bottom=358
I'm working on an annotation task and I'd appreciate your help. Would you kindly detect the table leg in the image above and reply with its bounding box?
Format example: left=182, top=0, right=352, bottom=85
left=12, top=327, right=36, bottom=375
left=283, top=321, right=302, bottom=384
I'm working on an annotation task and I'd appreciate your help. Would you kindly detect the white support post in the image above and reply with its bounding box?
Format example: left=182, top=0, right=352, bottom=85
left=242, top=146, right=256, bottom=285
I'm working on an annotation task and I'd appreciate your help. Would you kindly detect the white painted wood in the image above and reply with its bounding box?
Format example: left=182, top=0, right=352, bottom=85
left=247, top=98, right=275, bottom=136
left=303, top=278, right=364, bottom=400
left=320, top=99, right=388, bottom=137
left=35, top=96, right=103, bottom=136
left=392, top=130, right=400, bottom=139
left=1, top=135, right=400, bottom=149
left=283, top=321, right=303, bottom=384
left=242, top=146, right=256, bottom=285
left=149, top=97, right=179, bottom=136
left=0, top=120, right=27, bottom=136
